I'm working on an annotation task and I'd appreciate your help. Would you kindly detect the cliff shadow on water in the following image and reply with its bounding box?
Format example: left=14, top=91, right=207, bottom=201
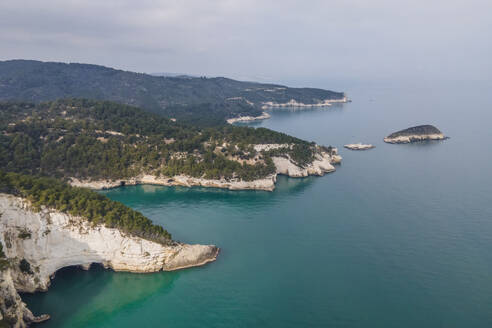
left=22, top=265, right=180, bottom=327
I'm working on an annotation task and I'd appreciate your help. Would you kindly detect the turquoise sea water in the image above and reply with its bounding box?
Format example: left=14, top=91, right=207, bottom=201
left=23, top=80, right=492, bottom=327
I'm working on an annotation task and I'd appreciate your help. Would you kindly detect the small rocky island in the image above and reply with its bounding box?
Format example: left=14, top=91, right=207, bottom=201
left=344, top=143, right=375, bottom=150
left=384, top=125, right=447, bottom=144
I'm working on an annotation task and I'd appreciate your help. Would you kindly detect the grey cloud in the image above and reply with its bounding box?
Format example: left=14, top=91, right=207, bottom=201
left=0, top=0, right=490, bottom=82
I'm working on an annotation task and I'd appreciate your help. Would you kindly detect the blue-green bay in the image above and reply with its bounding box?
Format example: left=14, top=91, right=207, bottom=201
left=23, top=80, right=492, bottom=327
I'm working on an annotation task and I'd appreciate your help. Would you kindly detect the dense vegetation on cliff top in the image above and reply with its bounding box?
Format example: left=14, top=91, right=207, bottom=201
left=0, top=60, right=344, bottom=125
left=387, top=125, right=442, bottom=138
left=0, top=99, right=322, bottom=181
left=0, top=171, right=172, bottom=244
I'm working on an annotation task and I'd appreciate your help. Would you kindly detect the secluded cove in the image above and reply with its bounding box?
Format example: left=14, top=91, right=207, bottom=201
left=23, top=81, right=492, bottom=328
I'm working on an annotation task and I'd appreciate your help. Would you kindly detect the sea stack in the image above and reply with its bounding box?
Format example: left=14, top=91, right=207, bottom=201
left=384, top=125, right=446, bottom=144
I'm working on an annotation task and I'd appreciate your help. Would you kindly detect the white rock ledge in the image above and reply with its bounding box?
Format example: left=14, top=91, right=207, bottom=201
left=71, top=174, right=278, bottom=192
left=261, top=96, right=349, bottom=109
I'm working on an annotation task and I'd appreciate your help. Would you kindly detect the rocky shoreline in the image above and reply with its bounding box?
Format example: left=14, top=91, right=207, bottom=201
left=69, top=150, right=342, bottom=192
left=0, top=194, right=219, bottom=327
left=261, top=96, right=349, bottom=109
left=344, top=143, right=375, bottom=150
left=383, top=133, right=446, bottom=144
left=226, top=112, right=271, bottom=124
left=384, top=125, right=447, bottom=144
left=71, top=174, right=279, bottom=191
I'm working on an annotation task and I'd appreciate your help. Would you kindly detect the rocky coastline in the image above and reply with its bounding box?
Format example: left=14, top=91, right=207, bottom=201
left=0, top=194, right=219, bottom=327
left=71, top=174, right=278, bottom=192
left=226, top=112, right=271, bottom=124
left=261, top=96, right=349, bottom=109
left=69, top=149, right=342, bottom=192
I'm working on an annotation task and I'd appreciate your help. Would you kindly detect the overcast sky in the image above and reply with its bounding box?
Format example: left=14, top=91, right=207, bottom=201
left=1, top=0, right=490, bottom=84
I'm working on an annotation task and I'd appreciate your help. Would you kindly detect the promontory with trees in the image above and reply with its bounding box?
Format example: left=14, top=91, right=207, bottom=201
left=0, top=99, right=340, bottom=188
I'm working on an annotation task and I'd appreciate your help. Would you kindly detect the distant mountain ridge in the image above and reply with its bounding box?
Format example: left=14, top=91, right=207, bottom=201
left=0, top=59, right=344, bottom=125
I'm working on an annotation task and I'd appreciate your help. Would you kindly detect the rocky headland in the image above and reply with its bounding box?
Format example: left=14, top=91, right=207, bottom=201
left=70, top=145, right=342, bottom=192
left=0, top=60, right=346, bottom=125
left=384, top=125, right=447, bottom=144
left=261, top=96, right=349, bottom=110
left=0, top=194, right=218, bottom=327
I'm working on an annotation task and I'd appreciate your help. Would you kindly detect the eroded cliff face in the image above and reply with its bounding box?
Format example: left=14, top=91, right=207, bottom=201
left=226, top=112, right=271, bottom=124
left=261, top=96, right=349, bottom=109
left=272, top=151, right=339, bottom=177
left=70, top=146, right=342, bottom=191
left=0, top=268, right=49, bottom=328
left=0, top=194, right=218, bottom=327
left=71, top=174, right=278, bottom=192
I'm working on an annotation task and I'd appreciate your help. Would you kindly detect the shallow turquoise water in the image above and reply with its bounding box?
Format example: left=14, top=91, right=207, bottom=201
left=24, top=80, right=492, bottom=327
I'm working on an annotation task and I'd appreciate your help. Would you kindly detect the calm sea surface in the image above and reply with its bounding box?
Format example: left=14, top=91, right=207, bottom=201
left=24, top=80, right=492, bottom=327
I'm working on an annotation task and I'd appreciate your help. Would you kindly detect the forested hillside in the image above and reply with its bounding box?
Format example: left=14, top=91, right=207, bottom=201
left=0, top=60, right=345, bottom=124
left=0, top=99, right=325, bottom=182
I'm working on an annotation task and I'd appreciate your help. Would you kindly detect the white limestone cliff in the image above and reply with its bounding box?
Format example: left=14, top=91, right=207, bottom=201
left=0, top=269, right=49, bottom=327
left=69, top=147, right=342, bottom=192
left=0, top=194, right=219, bottom=327
left=71, top=174, right=278, bottom=192
left=226, top=112, right=271, bottom=124
left=272, top=151, right=338, bottom=177
left=261, top=96, right=348, bottom=109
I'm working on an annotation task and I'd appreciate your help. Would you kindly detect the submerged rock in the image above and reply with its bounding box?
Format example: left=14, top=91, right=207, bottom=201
left=384, top=125, right=447, bottom=144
